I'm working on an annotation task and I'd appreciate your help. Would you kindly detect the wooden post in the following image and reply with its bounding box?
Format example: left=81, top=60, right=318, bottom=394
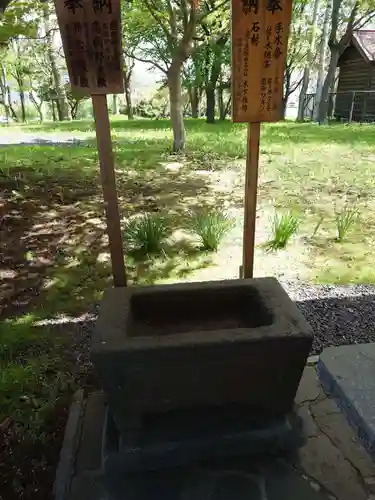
left=92, top=94, right=127, bottom=287
left=242, top=122, right=261, bottom=279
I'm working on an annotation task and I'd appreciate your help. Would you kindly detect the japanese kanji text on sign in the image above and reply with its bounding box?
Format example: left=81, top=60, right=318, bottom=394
left=231, top=0, right=293, bottom=122
left=55, top=0, right=123, bottom=95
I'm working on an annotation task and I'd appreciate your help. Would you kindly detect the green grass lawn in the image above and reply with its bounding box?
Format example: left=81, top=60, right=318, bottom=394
left=6, top=117, right=375, bottom=283
left=1, top=117, right=375, bottom=438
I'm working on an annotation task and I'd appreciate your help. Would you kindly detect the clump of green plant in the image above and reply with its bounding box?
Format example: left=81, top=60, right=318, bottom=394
left=124, top=213, right=170, bottom=255
left=190, top=209, right=235, bottom=251
left=266, top=211, right=299, bottom=251
left=335, top=205, right=359, bottom=241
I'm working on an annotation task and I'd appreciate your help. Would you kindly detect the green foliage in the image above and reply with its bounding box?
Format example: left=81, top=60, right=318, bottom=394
left=266, top=211, right=299, bottom=251
left=135, top=95, right=169, bottom=119
left=0, top=315, right=43, bottom=359
left=190, top=209, right=234, bottom=251
left=335, top=205, right=359, bottom=241
left=124, top=213, right=170, bottom=255
left=0, top=315, right=75, bottom=437
left=0, top=0, right=38, bottom=44
left=65, top=84, right=90, bottom=119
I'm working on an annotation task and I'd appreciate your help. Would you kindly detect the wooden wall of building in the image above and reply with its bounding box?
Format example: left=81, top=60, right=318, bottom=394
left=335, top=45, right=375, bottom=121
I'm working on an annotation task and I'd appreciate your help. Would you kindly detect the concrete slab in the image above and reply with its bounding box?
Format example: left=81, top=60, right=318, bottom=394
left=318, top=343, right=375, bottom=461
left=293, top=434, right=367, bottom=500
left=58, top=365, right=375, bottom=500
left=296, top=366, right=322, bottom=405
left=103, top=460, right=331, bottom=500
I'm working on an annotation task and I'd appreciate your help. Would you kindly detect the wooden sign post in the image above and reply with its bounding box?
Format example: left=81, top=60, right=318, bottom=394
left=231, top=0, right=293, bottom=278
left=54, top=0, right=126, bottom=287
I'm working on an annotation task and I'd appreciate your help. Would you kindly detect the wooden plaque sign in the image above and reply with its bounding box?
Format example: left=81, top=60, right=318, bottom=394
left=231, top=0, right=293, bottom=122
left=55, top=0, right=124, bottom=95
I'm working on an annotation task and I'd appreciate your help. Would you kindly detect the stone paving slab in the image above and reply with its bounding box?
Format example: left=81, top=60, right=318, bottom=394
left=103, top=459, right=331, bottom=500
left=318, top=343, right=375, bottom=462
left=59, top=363, right=375, bottom=500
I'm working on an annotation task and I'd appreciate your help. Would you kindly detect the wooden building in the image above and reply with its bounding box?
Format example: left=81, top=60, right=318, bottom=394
left=335, top=30, right=375, bottom=121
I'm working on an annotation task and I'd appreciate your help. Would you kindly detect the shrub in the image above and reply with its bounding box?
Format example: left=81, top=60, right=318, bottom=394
left=190, top=209, right=235, bottom=251
left=266, top=211, right=299, bottom=251
left=124, top=214, right=169, bottom=255
left=335, top=205, right=359, bottom=241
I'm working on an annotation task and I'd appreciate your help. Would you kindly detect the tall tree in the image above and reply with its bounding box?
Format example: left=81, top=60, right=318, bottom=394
left=123, top=55, right=135, bottom=119
left=284, top=0, right=311, bottom=117
left=198, top=13, right=229, bottom=123
left=42, top=1, right=70, bottom=121
left=124, top=0, right=228, bottom=151
left=9, top=37, right=32, bottom=122
left=204, top=35, right=229, bottom=123
left=122, top=4, right=139, bottom=120
left=313, top=0, right=331, bottom=120
left=0, top=60, right=17, bottom=119
left=297, top=0, right=321, bottom=121
left=183, top=45, right=205, bottom=118
left=0, top=0, right=36, bottom=43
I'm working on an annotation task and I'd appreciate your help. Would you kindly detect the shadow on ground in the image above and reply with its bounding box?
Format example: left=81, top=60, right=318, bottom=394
left=0, top=137, right=236, bottom=319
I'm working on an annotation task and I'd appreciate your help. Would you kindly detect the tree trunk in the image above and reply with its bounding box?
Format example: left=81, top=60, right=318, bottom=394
left=112, top=94, right=118, bottom=115
left=218, top=86, right=225, bottom=120
left=29, top=89, right=44, bottom=123
left=44, top=6, right=70, bottom=121
left=71, top=101, right=79, bottom=119
left=124, top=73, right=133, bottom=120
left=313, top=0, right=331, bottom=121
left=51, top=100, right=57, bottom=121
left=327, top=74, right=337, bottom=118
left=19, top=84, right=26, bottom=122
left=51, top=64, right=70, bottom=121
left=205, top=42, right=226, bottom=123
left=189, top=86, right=199, bottom=118
left=206, top=83, right=215, bottom=123
left=0, top=63, right=11, bottom=121
left=318, top=47, right=339, bottom=123
left=4, top=66, right=17, bottom=121
left=168, top=64, right=185, bottom=152
left=6, top=85, right=17, bottom=120
left=297, top=0, right=320, bottom=121
left=224, top=95, right=231, bottom=118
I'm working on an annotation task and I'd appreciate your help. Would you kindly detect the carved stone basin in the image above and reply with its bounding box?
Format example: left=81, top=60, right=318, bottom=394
left=92, top=278, right=312, bottom=438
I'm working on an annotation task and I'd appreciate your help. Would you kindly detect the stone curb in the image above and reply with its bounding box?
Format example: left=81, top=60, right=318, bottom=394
left=54, top=390, right=86, bottom=500
left=317, top=357, right=375, bottom=464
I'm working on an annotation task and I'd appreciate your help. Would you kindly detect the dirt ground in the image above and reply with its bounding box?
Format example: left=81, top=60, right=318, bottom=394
left=159, top=162, right=312, bottom=284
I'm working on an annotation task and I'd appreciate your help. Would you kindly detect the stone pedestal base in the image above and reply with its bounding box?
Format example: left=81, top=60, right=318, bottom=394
left=102, top=405, right=304, bottom=475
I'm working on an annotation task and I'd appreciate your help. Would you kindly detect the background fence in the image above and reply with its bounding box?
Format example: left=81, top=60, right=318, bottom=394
left=303, top=90, right=375, bottom=122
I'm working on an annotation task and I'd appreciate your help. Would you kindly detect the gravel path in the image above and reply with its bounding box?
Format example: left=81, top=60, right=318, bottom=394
left=54, top=283, right=375, bottom=359
left=284, top=282, right=375, bottom=354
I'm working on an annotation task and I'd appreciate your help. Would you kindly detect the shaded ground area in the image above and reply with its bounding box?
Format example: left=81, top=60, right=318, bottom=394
left=0, top=315, right=96, bottom=500
left=2, top=119, right=375, bottom=499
